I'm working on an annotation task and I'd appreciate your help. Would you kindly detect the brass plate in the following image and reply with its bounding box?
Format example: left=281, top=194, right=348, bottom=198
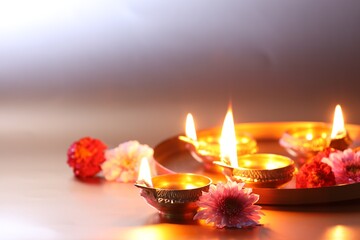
left=154, top=122, right=360, bottom=205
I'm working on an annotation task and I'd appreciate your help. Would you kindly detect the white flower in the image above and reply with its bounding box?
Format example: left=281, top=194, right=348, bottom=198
left=101, top=141, right=156, bottom=183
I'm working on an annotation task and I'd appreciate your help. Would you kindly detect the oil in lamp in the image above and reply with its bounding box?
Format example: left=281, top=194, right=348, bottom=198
left=215, top=154, right=295, bottom=188
left=214, top=110, right=295, bottom=188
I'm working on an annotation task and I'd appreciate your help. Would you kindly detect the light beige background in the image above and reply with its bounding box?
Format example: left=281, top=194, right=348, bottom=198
left=2, top=1, right=360, bottom=148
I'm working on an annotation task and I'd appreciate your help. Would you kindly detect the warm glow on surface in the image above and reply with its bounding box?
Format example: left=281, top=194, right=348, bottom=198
left=323, top=225, right=355, bottom=240
left=220, top=106, right=238, bottom=168
left=305, top=133, right=313, bottom=140
left=183, top=184, right=200, bottom=189
left=185, top=113, right=197, bottom=141
left=265, top=162, right=280, bottom=170
left=137, top=157, right=153, bottom=187
left=321, top=132, right=328, bottom=138
left=127, top=226, right=161, bottom=240
left=331, top=105, right=346, bottom=139
left=239, top=137, right=250, bottom=144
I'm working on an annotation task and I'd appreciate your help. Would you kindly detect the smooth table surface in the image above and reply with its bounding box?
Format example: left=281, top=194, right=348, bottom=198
left=1, top=100, right=360, bottom=240
left=2, top=150, right=360, bottom=240
left=1, top=143, right=360, bottom=239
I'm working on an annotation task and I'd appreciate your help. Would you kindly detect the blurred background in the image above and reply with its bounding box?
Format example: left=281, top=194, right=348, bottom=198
left=1, top=0, right=360, bottom=150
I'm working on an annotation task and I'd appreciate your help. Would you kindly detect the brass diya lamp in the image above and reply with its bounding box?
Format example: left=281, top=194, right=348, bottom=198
left=179, top=110, right=257, bottom=172
left=214, top=154, right=295, bottom=188
left=279, top=125, right=331, bottom=159
left=280, top=105, right=352, bottom=160
left=135, top=158, right=212, bottom=219
left=209, top=110, right=295, bottom=188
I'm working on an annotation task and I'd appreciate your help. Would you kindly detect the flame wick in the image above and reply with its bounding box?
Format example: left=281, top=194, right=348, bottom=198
left=137, top=157, right=153, bottom=187
left=185, top=113, right=197, bottom=141
left=331, top=104, right=346, bottom=139
left=178, top=135, right=195, bottom=144
left=220, top=106, right=238, bottom=168
left=180, top=113, right=200, bottom=149
left=136, top=179, right=152, bottom=188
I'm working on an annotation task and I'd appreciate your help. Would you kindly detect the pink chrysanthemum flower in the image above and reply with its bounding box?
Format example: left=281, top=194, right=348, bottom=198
left=193, top=181, right=263, bottom=228
left=321, top=148, right=360, bottom=184
left=101, top=141, right=156, bottom=183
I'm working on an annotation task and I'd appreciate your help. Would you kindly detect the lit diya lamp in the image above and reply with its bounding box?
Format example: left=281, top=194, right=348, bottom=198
left=279, top=124, right=331, bottom=159
left=280, top=104, right=352, bottom=159
left=329, top=105, right=352, bottom=150
left=179, top=107, right=257, bottom=172
left=214, top=111, right=295, bottom=188
left=135, top=157, right=212, bottom=219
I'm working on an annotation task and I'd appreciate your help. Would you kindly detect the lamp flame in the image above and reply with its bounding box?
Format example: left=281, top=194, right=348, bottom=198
left=220, top=106, right=238, bottom=168
left=331, top=105, right=346, bottom=139
left=137, top=157, right=153, bottom=187
left=185, top=113, right=197, bottom=141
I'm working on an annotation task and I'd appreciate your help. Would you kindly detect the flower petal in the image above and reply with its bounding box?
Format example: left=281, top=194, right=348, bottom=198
left=101, top=141, right=155, bottom=182
left=193, top=180, right=263, bottom=229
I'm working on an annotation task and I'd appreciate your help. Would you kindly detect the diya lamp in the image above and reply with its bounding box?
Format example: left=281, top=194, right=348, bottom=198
left=179, top=108, right=257, bottom=172
left=214, top=109, right=295, bottom=188
left=214, top=154, right=295, bottom=188
left=177, top=113, right=218, bottom=171
left=280, top=104, right=352, bottom=159
left=135, top=157, right=212, bottom=219
left=279, top=124, right=331, bottom=159
left=329, top=105, right=352, bottom=150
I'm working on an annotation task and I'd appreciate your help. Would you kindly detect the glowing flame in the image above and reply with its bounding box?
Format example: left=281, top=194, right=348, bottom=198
left=185, top=113, right=197, bottom=141
left=220, top=106, right=238, bottom=168
left=137, top=157, right=153, bottom=187
left=331, top=105, right=346, bottom=139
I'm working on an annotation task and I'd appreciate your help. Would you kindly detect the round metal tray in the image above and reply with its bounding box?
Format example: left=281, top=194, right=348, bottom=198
left=153, top=122, right=360, bottom=205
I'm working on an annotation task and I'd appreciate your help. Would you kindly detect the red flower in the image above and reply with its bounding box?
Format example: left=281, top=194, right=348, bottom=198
left=312, top=147, right=337, bottom=162
left=296, top=149, right=337, bottom=188
left=67, top=137, right=107, bottom=178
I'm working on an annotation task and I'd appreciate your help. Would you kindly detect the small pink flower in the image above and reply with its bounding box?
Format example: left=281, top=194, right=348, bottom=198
left=101, top=141, right=156, bottom=183
left=321, top=148, right=360, bottom=184
left=194, top=181, right=263, bottom=228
